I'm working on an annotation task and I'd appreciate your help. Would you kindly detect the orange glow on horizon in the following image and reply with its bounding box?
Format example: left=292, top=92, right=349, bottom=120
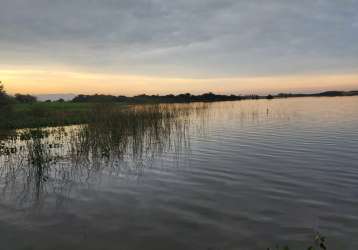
left=1, top=67, right=358, bottom=96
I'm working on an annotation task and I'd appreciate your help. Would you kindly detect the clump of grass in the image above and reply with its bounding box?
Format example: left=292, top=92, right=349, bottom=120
left=268, top=232, right=327, bottom=250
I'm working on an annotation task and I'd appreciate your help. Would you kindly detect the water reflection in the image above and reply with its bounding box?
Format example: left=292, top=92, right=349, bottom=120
left=0, top=98, right=357, bottom=250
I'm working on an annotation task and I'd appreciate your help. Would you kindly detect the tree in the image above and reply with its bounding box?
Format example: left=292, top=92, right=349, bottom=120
left=0, top=83, right=6, bottom=102
left=0, top=82, right=11, bottom=106
left=15, top=94, right=37, bottom=103
left=0, top=82, right=14, bottom=116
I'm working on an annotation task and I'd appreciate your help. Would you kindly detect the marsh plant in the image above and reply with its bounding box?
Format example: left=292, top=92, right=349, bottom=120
left=268, top=232, right=327, bottom=250
left=0, top=103, right=202, bottom=208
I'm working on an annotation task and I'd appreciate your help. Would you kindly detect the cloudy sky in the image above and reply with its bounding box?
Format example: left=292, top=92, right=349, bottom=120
left=1, top=0, right=357, bottom=95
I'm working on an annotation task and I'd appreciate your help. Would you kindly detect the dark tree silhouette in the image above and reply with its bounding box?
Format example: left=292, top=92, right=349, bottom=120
left=0, top=82, right=11, bottom=106
left=0, top=83, right=15, bottom=116
left=15, top=94, right=37, bottom=103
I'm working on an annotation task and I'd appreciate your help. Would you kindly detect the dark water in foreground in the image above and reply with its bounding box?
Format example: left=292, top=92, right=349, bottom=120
left=0, top=97, right=358, bottom=250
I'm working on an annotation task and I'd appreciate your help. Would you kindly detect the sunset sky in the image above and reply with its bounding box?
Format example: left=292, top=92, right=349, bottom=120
left=1, top=0, right=357, bottom=96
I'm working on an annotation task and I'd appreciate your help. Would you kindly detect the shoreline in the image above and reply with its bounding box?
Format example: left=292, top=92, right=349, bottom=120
left=1, top=93, right=357, bottom=130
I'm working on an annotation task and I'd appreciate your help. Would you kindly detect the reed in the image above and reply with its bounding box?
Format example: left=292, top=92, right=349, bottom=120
left=0, top=103, right=199, bottom=207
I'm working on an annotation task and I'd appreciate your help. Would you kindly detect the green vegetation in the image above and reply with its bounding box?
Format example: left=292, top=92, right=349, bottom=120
left=1, top=101, right=92, bottom=129
left=0, top=84, right=125, bottom=129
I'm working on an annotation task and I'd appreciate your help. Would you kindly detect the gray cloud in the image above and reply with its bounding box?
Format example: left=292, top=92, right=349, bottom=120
left=1, top=0, right=357, bottom=77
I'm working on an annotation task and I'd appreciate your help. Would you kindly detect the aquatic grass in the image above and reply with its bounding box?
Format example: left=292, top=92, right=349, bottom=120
left=0, top=103, right=200, bottom=208
left=267, top=232, right=327, bottom=250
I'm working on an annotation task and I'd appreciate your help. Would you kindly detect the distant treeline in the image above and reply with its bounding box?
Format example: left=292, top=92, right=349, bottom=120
left=72, top=93, right=250, bottom=103
left=1, top=82, right=358, bottom=106
left=0, top=88, right=38, bottom=105
left=71, top=90, right=358, bottom=103
left=276, top=90, right=358, bottom=98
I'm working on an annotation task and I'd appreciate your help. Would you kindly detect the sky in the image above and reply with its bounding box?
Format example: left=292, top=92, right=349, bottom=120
left=1, top=0, right=358, bottom=96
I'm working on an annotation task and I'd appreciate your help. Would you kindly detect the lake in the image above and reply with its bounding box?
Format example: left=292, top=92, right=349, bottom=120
left=0, top=97, right=357, bottom=250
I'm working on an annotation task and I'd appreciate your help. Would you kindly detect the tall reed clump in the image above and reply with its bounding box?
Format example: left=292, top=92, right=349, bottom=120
left=20, top=129, right=53, bottom=206
left=68, top=103, right=193, bottom=171
left=0, top=129, right=53, bottom=208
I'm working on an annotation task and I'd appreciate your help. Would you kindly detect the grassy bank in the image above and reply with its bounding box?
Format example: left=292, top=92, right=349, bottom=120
left=0, top=102, right=127, bottom=129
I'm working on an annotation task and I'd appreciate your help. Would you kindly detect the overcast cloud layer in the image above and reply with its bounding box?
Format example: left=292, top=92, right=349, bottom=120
left=1, top=0, right=358, bottom=77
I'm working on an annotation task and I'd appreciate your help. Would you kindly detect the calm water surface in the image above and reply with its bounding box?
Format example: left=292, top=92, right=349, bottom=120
left=0, top=97, right=358, bottom=250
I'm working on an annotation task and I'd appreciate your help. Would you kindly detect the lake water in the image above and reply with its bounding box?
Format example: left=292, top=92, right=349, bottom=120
left=0, top=97, right=357, bottom=250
